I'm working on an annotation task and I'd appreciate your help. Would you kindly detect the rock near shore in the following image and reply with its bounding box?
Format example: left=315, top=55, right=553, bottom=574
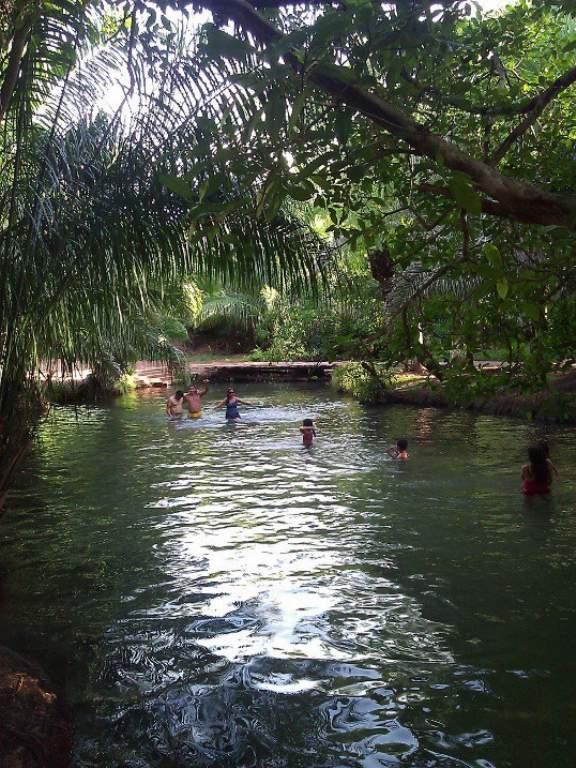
left=0, top=647, right=70, bottom=768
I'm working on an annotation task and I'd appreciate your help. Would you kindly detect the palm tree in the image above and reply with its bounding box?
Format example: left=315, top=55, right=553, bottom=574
left=0, top=3, right=325, bottom=505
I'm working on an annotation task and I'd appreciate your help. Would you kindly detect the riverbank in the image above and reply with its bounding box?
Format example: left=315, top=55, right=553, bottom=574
left=0, top=647, right=69, bottom=768
left=44, top=360, right=341, bottom=402
left=51, top=358, right=576, bottom=425
left=335, top=365, right=576, bottom=425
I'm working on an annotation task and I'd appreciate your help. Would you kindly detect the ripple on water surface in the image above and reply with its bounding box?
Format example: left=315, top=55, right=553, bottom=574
left=2, top=384, right=576, bottom=767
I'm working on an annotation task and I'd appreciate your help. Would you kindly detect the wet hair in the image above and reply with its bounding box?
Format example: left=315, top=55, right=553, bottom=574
left=175, top=390, right=184, bottom=399
left=397, top=438, right=408, bottom=452
left=303, top=418, right=314, bottom=427
left=226, top=388, right=235, bottom=402
left=528, top=443, right=550, bottom=484
left=537, top=439, right=550, bottom=459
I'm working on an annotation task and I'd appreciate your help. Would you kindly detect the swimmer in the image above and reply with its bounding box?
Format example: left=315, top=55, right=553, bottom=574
left=183, top=379, right=209, bottom=419
left=522, top=443, right=553, bottom=495
left=300, top=418, right=316, bottom=447
left=388, top=438, right=408, bottom=460
left=166, top=390, right=184, bottom=418
left=217, top=388, right=251, bottom=420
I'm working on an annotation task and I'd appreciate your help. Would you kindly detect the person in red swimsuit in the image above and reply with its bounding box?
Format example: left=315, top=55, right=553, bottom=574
left=522, top=443, right=553, bottom=495
left=300, top=418, right=316, bottom=447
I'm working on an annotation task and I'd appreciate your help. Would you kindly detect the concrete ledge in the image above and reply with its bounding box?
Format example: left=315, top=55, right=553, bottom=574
left=189, top=361, right=337, bottom=382
left=134, top=360, right=342, bottom=384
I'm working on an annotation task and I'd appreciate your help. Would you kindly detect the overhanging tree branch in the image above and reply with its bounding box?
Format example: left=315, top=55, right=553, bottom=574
left=195, top=0, right=576, bottom=229
left=491, top=64, right=576, bottom=163
left=418, top=184, right=519, bottom=221
left=402, top=63, right=576, bottom=119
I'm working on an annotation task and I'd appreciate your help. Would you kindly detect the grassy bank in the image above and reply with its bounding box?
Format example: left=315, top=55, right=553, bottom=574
left=333, top=363, right=576, bottom=425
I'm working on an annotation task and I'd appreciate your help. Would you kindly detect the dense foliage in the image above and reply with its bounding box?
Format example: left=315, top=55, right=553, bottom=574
left=0, top=0, right=322, bottom=497
left=169, top=0, right=576, bottom=390
left=2, top=0, right=576, bottom=497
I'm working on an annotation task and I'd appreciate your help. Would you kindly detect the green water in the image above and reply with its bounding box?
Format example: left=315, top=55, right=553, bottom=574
left=1, top=384, right=576, bottom=767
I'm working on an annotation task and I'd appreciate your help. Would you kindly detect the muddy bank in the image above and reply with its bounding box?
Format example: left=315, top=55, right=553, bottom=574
left=0, top=647, right=70, bottom=768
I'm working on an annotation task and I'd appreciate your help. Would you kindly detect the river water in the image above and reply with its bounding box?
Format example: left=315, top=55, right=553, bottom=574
left=1, top=384, right=576, bottom=767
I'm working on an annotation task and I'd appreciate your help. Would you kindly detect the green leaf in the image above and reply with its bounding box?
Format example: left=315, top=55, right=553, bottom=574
left=158, top=174, right=192, bottom=200
left=288, top=91, right=308, bottom=135
left=335, top=111, right=353, bottom=144
left=289, top=179, right=315, bottom=201
left=449, top=173, right=482, bottom=215
left=204, top=25, right=253, bottom=61
left=484, top=243, right=502, bottom=270
left=496, top=278, right=509, bottom=300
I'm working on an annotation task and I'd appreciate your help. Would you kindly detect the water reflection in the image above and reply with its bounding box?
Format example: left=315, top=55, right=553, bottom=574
left=1, top=385, right=576, bottom=767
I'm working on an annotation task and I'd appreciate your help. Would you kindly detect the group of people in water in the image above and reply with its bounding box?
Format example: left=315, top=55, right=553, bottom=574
left=166, top=380, right=318, bottom=446
left=166, top=382, right=558, bottom=494
left=383, top=437, right=557, bottom=496
left=166, top=380, right=248, bottom=422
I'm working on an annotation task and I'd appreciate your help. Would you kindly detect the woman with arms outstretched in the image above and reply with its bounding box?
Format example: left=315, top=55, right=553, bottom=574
left=217, top=388, right=251, bottom=421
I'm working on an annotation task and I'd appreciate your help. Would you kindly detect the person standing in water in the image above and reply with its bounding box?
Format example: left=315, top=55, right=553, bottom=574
left=217, top=388, right=251, bottom=420
left=522, top=443, right=553, bottom=495
left=166, top=390, right=185, bottom=418
left=184, top=379, right=209, bottom=419
left=300, top=418, right=316, bottom=447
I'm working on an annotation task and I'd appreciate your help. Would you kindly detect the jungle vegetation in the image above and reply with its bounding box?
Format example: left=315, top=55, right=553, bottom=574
left=1, top=0, right=576, bottom=498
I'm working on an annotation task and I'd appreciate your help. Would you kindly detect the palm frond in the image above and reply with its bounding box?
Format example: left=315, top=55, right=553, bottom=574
left=0, top=4, right=329, bottom=490
left=197, top=291, right=266, bottom=332
left=385, top=262, right=482, bottom=317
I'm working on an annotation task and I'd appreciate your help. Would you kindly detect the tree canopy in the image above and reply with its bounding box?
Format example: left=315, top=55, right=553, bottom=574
left=157, top=0, right=576, bottom=382
left=2, top=0, right=576, bottom=493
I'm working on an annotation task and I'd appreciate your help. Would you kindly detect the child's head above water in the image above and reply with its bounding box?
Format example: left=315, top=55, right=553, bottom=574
left=303, top=418, right=314, bottom=427
left=397, top=438, right=408, bottom=452
left=528, top=442, right=547, bottom=465
left=537, top=439, right=550, bottom=458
